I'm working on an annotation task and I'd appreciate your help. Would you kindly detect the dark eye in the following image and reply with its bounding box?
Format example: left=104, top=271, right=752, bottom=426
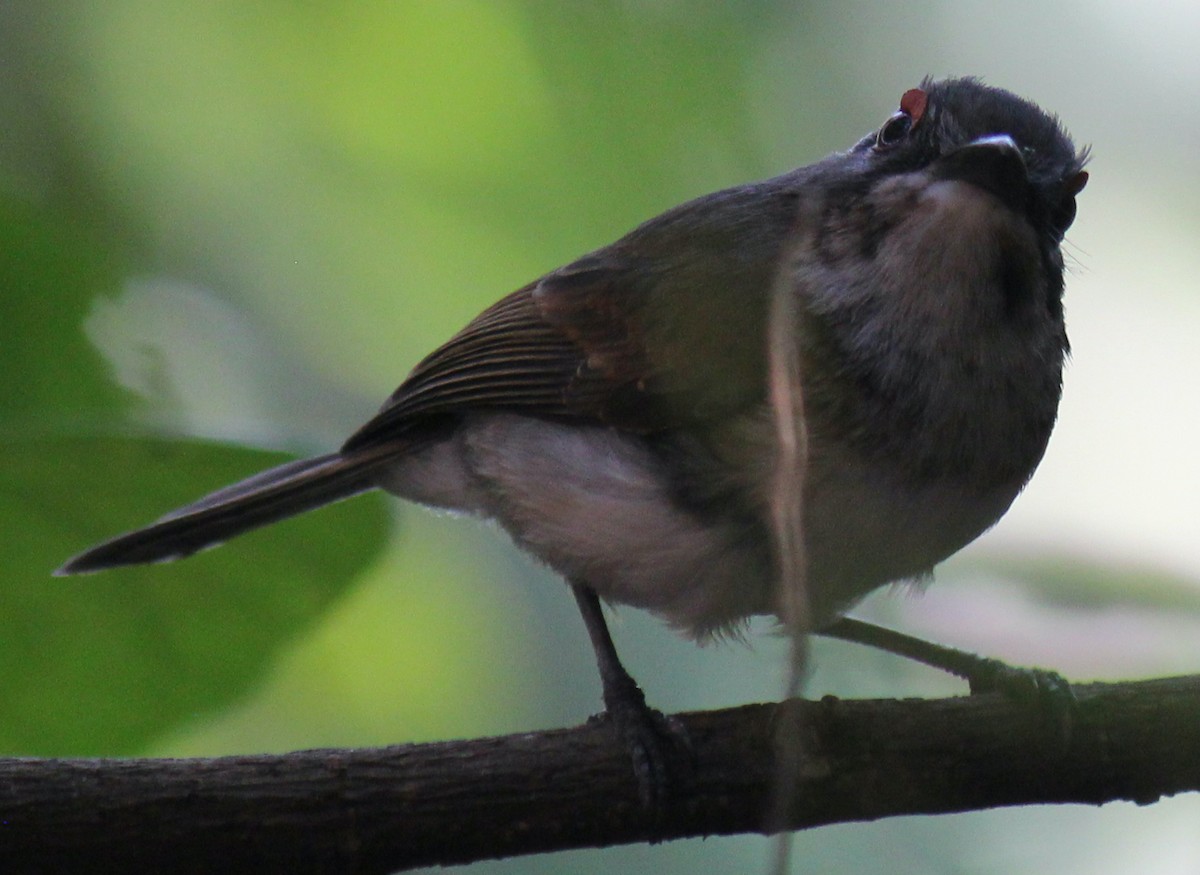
left=875, top=111, right=912, bottom=149
left=1049, top=197, right=1077, bottom=237
left=1049, top=171, right=1088, bottom=237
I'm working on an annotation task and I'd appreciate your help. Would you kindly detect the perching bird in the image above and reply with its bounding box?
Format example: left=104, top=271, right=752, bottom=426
left=60, top=76, right=1087, bottom=801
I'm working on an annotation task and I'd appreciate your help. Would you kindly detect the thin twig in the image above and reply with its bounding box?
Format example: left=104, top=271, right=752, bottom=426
left=765, top=241, right=812, bottom=872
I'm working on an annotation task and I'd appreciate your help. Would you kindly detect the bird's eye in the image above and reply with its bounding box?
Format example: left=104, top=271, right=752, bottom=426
left=1049, top=170, right=1088, bottom=237
left=1049, top=197, right=1077, bottom=237
left=875, top=111, right=912, bottom=149
left=874, top=88, right=926, bottom=151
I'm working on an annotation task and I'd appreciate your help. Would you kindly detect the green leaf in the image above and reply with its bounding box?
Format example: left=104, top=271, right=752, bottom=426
left=1, top=435, right=389, bottom=755
left=0, top=199, right=131, bottom=427
left=0, top=198, right=391, bottom=755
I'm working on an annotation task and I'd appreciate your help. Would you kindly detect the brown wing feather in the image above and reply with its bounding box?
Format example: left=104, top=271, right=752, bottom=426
left=343, top=176, right=804, bottom=453
left=341, top=271, right=650, bottom=452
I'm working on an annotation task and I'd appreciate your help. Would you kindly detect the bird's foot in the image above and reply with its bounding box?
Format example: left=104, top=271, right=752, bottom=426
left=965, top=658, right=1077, bottom=742
left=589, top=674, right=693, bottom=817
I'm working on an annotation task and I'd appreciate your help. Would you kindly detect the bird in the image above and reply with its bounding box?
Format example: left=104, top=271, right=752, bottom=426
left=59, top=76, right=1088, bottom=802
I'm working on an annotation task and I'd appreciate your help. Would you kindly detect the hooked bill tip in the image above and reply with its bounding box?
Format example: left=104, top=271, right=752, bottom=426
left=931, top=133, right=1031, bottom=215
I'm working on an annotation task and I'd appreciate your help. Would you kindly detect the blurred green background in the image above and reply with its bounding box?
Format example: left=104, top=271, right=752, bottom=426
left=3, top=2, right=1200, bottom=873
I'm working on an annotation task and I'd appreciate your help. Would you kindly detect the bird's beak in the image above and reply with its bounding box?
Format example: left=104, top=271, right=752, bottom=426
left=932, top=134, right=1030, bottom=214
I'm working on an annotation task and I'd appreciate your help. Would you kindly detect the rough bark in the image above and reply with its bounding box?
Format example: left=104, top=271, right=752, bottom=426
left=1, top=675, right=1197, bottom=873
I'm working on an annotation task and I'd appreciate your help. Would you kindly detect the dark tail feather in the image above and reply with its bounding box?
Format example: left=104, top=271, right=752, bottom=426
left=56, top=448, right=398, bottom=575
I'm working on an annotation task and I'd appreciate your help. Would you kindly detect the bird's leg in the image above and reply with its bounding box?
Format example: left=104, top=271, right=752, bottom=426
left=819, top=616, right=1075, bottom=737
left=571, top=584, right=690, bottom=812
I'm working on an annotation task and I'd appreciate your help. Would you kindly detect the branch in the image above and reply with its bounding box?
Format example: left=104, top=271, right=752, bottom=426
left=2, top=675, right=1198, bottom=873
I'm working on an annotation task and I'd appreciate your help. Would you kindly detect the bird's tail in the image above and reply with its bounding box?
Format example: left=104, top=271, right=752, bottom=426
left=56, top=446, right=400, bottom=575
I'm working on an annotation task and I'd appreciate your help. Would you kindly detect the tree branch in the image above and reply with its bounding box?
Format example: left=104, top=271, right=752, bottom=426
left=2, top=675, right=1198, bottom=873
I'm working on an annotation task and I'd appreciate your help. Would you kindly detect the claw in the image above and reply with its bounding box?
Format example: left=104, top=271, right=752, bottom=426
left=820, top=618, right=1078, bottom=745
left=592, top=669, right=693, bottom=813
left=968, top=660, right=1077, bottom=744
left=594, top=695, right=692, bottom=814
left=572, top=584, right=693, bottom=815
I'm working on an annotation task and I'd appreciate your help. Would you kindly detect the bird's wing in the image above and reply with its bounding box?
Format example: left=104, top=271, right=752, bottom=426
left=343, top=179, right=802, bottom=452
left=59, top=178, right=803, bottom=573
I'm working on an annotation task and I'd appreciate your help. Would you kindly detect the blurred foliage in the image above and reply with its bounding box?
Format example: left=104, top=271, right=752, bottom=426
left=1, top=434, right=388, bottom=754
left=0, top=198, right=129, bottom=428
left=0, top=169, right=393, bottom=754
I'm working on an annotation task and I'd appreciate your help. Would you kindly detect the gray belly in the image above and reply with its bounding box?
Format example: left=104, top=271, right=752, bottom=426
left=375, top=410, right=1025, bottom=639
